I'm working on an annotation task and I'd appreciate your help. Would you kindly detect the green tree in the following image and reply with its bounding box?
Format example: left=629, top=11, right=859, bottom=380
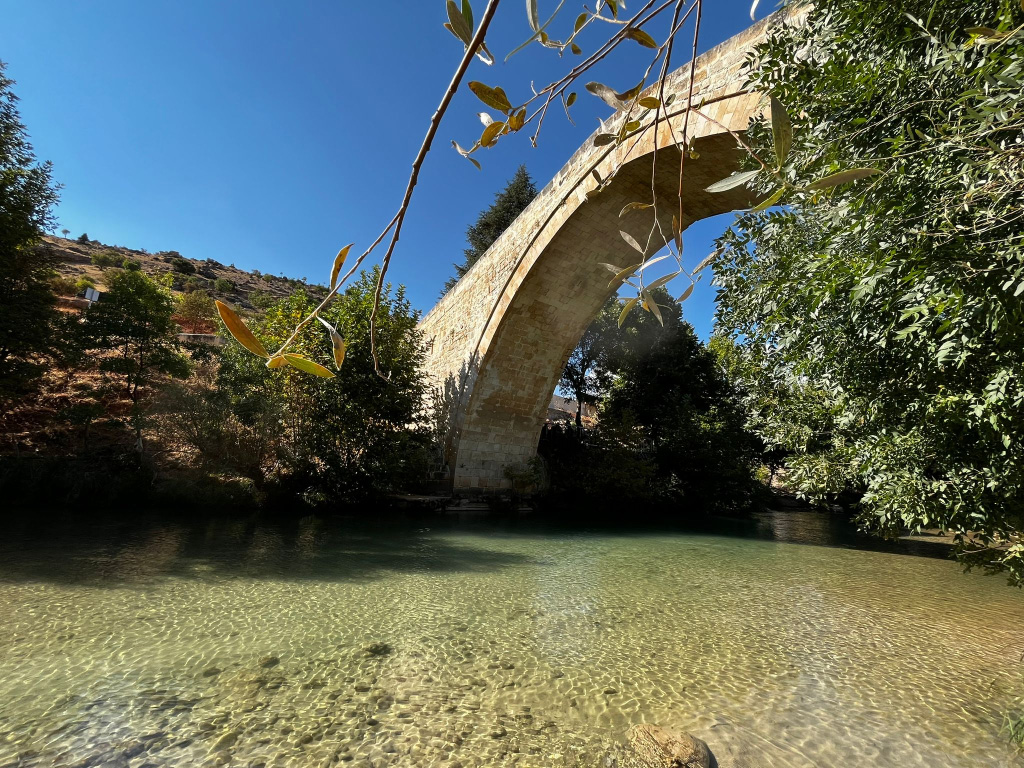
left=601, top=320, right=761, bottom=510
left=712, top=0, right=1024, bottom=581
left=559, top=287, right=678, bottom=429
left=81, top=270, right=189, bottom=450
left=174, top=290, right=217, bottom=333
left=442, top=165, right=537, bottom=294
left=0, top=61, right=61, bottom=402
left=216, top=268, right=429, bottom=501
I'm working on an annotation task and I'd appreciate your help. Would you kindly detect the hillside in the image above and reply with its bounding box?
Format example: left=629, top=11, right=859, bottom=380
left=42, top=234, right=325, bottom=310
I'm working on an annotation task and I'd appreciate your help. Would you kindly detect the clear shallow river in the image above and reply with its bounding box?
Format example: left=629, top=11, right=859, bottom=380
left=0, top=511, right=1021, bottom=768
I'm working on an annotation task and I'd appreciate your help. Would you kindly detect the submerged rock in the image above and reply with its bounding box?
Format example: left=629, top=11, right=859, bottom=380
left=201, top=667, right=222, bottom=678
left=364, top=642, right=392, bottom=657
left=623, top=724, right=715, bottom=768
left=258, top=655, right=280, bottom=669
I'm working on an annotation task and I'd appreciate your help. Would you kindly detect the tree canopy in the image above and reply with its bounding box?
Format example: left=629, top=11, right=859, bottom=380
left=0, top=61, right=60, bottom=401
left=713, top=0, right=1024, bottom=582
left=442, top=165, right=537, bottom=295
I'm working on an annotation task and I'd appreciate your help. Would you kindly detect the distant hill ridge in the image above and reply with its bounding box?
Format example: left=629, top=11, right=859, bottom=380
left=42, top=234, right=325, bottom=310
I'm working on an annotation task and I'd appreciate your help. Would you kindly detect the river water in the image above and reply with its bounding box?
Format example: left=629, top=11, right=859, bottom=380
left=0, top=510, right=1021, bottom=767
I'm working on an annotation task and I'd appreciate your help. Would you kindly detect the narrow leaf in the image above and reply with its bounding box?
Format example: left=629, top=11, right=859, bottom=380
left=574, top=12, right=587, bottom=32
left=638, top=96, right=660, bottom=109
left=750, top=0, right=760, bottom=20
left=447, top=0, right=473, bottom=44
left=462, top=0, right=474, bottom=30
left=594, top=133, right=617, bottom=147
left=527, top=0, right=540, bottom=31
left=677, top=282, right=695, bottom=302
left=606, top=262, right=642, bottom=286
left=751, top=187, right=786, bottom=212
left=637, top=254, right=671, bottom=272
left=626, top=28, right=658, bottom=49
left=620, top=230, right=645, bottom=254
left=645, top=270, right=680, bottom=292
left=806, top=167, right=881, bottom=190
left=283, top=353, right=336, bottom=378
left=317, top=316, right=347, bottom=370
left=641, top=289, right=664, bottom=325
left=330, top=243, right=353, bottom=290
left=706, top=169, right=760, bottom=193
left=571, top=42, right=582, bottom=55
left=586, top=81, right=621, bottom=109
left=619, top=201, right=653, bottom=217
left=452, top=140, right=482, bottom=169
left=216, top=300, right=269, bottom=358
left=614, top=80, right=645, bottom=102
left=266, top=355, right=287, bottom=369
left=506, top=0, right=565, bottom=61
left=478, top=112, right=494, bottom=126
left=468, top=81, right=513, bottom=112
left=618, top=297, right=639, bottom=327
left=770, top=95, right=792, bottom=169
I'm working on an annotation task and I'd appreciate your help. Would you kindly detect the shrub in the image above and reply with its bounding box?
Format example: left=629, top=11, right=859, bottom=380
left=49, top=275, right=78, bottom=296
left=171, top=257, right=195, bottom=275
left=90, top=251, right=120, bottom=269
left=77, top=233, right=89, bottom=243
left=122, top=258, right=141, bottom=271
left=213, top=278, right=234, bottom=293
left=75, top=276, right=96, bottom=293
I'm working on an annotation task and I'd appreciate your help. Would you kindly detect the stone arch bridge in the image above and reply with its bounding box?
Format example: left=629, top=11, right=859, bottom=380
left=418, top=13, right=787, bottom=493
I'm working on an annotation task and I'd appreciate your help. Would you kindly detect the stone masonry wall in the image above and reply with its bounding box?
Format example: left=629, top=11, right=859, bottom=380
left=418, top=11, right=795, bottom=492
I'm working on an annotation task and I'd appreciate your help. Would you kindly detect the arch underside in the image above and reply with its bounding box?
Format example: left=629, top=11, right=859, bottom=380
left=417, top=11, right=791, bottom=492
left=452, top=134, right=755, bottom=490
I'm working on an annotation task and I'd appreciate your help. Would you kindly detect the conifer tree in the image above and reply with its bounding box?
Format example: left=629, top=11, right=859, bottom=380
left=0, top=61, right=61, bottom=402
left=442, top=165, right=537, bottom=295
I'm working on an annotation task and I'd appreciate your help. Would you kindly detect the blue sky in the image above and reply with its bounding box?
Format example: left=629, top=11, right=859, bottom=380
left=1, top=1, right=763, bottom=339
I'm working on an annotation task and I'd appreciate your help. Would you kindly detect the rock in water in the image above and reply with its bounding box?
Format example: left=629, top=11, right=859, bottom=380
left=624, top=724, right=714, bottom=768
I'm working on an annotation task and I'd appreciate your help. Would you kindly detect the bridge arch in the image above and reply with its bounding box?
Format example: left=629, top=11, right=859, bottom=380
left=418, top=14, right=787, bottom=492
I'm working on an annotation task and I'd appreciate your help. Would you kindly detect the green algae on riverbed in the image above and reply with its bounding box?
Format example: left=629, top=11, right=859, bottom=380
left=0, top=514, right=1021, bottom=767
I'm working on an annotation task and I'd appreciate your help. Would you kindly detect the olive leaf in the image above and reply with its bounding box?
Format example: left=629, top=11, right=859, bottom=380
left=640, top=289, right=664, bottom=325
left=317, top=316, right=347, bottom=370
left=452, top=140, right=482, bottom=170
left=706, top=169, right=760, bottom=193
left=602, top=261, right=642, bottom=287
left=478, top=112, right=494, bottom=126
left=638, top=96, right=660, bottom=109
left=806, top=167, right=881, bottom=190
left=283, top=353, right=336, bottom=378
left=330, top=243, right=353, bottom=290
left=619, top=201, right=653, bottom=217
left=751, top=187, right=786, bottom=212
left=506, top=0, right=566, bottom=61
left=618, top=297, right=639, bottom=327
left=462, top=0, right=473, bottom=29
left=620, top=230, right=645, bottom=254
left=644, top=270, right=681, bottom=293
left=770, top=95, right=792, bottom=169
left=216, top=300, right=269, bottom=358
left=677, top=282, right=695, bottom=302
left=574, top=11, right=587, bottom=32
left=614, top=81, right=645, bottom=102
left=566, top=92, right=577, bottom=107
left=266, top=355, right=287, bottom=369
left=586, top=81, right=622, bottom=109
left=626, top=29, right=658, bottom=49
left=594, top=133, right=617, bottom=147
left=468, top=82, right=513, bottom=112
left=447, top=0, right=473, bottom=44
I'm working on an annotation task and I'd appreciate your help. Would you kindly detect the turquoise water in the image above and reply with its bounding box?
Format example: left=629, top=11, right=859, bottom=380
left=0, top=512, right=1021, bottom=767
